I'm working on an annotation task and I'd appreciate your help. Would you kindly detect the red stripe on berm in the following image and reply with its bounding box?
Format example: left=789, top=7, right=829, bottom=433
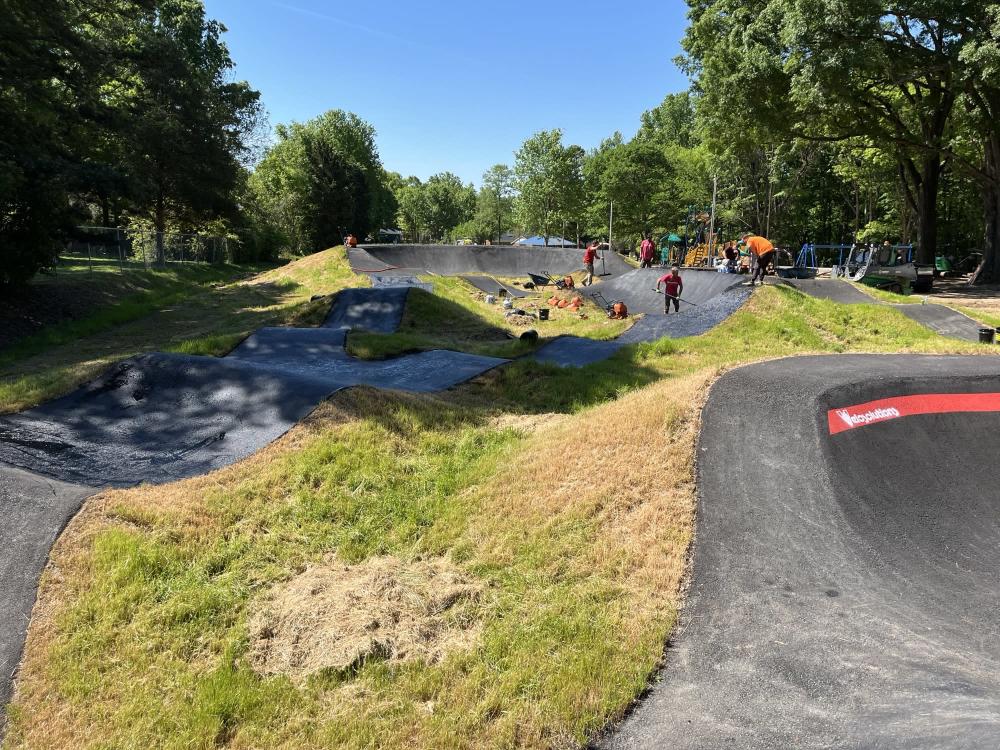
left=827, top=392, right=1000, bottom=435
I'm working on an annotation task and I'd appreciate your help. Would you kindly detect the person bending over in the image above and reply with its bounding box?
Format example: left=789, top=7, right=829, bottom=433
left=657, top=266, right=684, bottom=314
left=742, top=233, right=775, bottom=286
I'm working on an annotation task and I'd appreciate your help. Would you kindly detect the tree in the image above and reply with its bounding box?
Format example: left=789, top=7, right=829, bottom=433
left=250, top=109, right=385, bottom=252
left=479, top=164, right=516, bottom=242
left=0, top=0, right=132, bottom=285
left=422, top=172, right=476, bottom=239
left=587, top=138, right=676, bottom=242
left=513, top=130, right=585, bottom=243
left=118, top=0, right=262, bottom=262
left=680, top=0, right=963, bottom=262
left=637, top=91, right=698, bottom=148
left=301, top=134, right=370, bottom=249
left=950, top=5, right=1000, bottom=283
left=394, top=177, right=429, bottom=241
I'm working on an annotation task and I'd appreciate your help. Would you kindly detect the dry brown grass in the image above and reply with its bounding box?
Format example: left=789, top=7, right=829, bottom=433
left=248, top=555, right=483, bottom=681
left=471, top=369, right=710, bottom=625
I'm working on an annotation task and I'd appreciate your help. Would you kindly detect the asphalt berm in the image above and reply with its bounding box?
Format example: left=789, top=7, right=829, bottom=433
left=599, top=354, right=1000, bottom=749
left=781, top=277, right=983, bottom=341
left=349, top=243, right=634, bottom=278
left=535, top=270, right=751, bottom=367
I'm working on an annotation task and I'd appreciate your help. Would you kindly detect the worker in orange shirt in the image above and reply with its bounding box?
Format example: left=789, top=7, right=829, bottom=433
left=742, top=233, right=775, bottom=286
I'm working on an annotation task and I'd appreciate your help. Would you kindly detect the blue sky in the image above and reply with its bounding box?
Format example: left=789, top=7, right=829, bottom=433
left=203, top=0, right=691, bottom=186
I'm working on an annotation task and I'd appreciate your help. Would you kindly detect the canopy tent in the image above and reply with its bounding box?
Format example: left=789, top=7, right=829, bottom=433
left=513, top=235, right=578, bottom=248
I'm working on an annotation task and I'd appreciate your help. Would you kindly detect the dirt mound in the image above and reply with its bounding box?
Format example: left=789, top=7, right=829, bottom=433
left=248, top=556, right=482, bottom=681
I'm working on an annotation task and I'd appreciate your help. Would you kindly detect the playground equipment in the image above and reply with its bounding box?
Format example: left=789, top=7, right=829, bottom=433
left=820, top=242, right=934, bottom=294
left=668, top=207, right=723, bottom=267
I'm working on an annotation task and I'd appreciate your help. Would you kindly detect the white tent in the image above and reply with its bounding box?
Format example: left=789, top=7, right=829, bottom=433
left=513, top=235, right=577, bottom=248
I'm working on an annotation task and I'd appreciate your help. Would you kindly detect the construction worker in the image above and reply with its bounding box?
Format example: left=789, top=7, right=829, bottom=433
left=742, top=233, right=775, bottom=286
left=639, top=234, right=656, bottom=268
left=582, top=240, right=605, bottom=286
left=657, top=265, right=684, bottom=314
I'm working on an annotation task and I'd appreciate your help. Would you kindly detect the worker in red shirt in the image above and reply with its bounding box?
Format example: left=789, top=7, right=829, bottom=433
left=657, top=265, right=684, bottom=314
left=742, top=233, right=775, bottom=286
left=639, top=234, right=656, bottom=268
left=582, top=240, right=606, bottom=286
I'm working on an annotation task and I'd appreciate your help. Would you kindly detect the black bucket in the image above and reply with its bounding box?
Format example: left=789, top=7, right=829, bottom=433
left=538, top=308, right=549, bottom=321
left=979, top=327, right=996, bottom=344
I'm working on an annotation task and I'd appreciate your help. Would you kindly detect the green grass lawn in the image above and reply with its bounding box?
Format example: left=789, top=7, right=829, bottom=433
left=6, top=283, right=995, bottom=750
left=0, top=248, right=360, bottom=413
left=1, top=263, right=261, bottom=362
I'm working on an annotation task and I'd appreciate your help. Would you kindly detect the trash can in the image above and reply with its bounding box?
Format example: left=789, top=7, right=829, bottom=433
left=979, top=327, right=995, bottom=344
left=538, top=308, right=549, bottom=321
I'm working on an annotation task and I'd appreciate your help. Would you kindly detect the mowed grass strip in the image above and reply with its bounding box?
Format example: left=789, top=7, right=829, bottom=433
left=5, top=285, right=997, bottom=750
left=0, top=248, right=361, bottom=414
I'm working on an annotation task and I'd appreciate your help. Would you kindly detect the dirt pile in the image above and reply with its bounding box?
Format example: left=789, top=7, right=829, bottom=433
left=248, top=555, right=482, bottom=681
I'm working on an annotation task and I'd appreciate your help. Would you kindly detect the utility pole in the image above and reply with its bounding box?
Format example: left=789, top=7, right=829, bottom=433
left=605, top=201, right=613, bottom=276
left=708, top=175, right=718, bottom=266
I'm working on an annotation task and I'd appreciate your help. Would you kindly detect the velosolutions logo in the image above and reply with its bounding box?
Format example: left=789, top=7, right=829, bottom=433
left=827, top=392, right=1000, bottom=435
left=835, top=406, right=901, bottom=429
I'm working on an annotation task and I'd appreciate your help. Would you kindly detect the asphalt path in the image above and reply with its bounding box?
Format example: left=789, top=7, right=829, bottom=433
left=600, top=354, right=1000, bottom=749
left=0, top=468, right=90, bottom=714
left=780, top=278, right=984, bottom=342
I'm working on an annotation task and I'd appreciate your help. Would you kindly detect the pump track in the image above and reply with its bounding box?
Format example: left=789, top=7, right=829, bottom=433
left=1, top=244, right=998, bottom=747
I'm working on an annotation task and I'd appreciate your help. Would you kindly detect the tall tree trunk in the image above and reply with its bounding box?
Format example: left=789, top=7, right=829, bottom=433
left=154, top=190, right=166, bottom=265
left=916, top=153, right=941, bottom=264
left=972, top=134, right=1000, bottom=285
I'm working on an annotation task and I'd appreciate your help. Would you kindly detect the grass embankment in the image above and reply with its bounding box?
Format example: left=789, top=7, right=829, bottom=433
left=850, top=281, right=1000, bottom=327
left=6, top=285, right=995, bottom=749
left=0, top=249, right=360, bottom=413
left=0, top=262, right=260, bottom=353
left=347, top=274, right=629, bottom=360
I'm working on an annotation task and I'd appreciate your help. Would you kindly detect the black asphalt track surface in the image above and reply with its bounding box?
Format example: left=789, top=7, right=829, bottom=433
left=0, top=290, right=505, bottom=487
left=781, top=278, right=984, bottom=342
left=349, top=243, right=634, bottom=278
left=0, top=288, right=507, bottom=726
left=461, top=275, right=528, bottom=298
left=0, top=468, right=90, bottom=714
left=535, top=274, right=752, bottom=367
left=600, top=354, right=1000, bottom=749
left=585, top=268, right=745, bottom=315
left=323, top=287, right=408, bottom=331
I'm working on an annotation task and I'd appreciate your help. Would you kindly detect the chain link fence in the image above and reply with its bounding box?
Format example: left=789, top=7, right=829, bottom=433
left=60, top=226, right=238, bottom=272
